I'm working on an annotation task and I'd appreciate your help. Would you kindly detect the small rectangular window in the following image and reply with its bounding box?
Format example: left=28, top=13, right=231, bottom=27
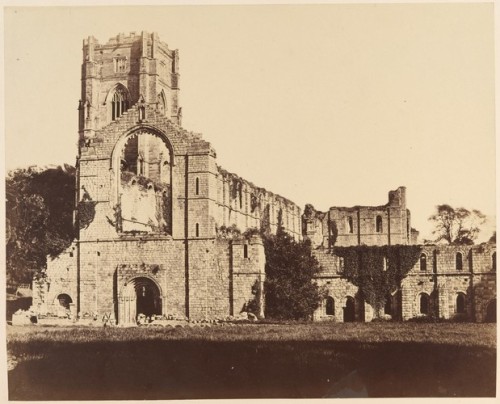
left=113, top=56, right=128, bottom=73
left=244, top=244, right=248, bottom=259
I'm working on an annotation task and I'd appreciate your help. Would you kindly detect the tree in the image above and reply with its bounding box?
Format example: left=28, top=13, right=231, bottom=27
left=6, top=165, right=76, bottom=285
left=489, top=231, right=496, bottom=244
left=429, top=204, right=486, bottom=245
left=263, top=224, right=325, bottom=320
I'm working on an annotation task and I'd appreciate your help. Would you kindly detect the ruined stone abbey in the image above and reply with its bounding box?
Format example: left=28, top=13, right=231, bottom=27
left=32, top=32, right=496, bottom=324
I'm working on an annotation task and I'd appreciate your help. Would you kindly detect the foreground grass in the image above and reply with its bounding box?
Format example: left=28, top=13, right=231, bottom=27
left=7, top=321, right=496, bottom=347
left=7, top=322, right=496, bottom=399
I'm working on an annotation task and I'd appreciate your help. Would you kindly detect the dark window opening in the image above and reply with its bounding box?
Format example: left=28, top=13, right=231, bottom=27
left=195, top=223, right=199, bottom=238
left=376, top=215, right=383, bottom=233
left=456, top=252, right=463, bottom=271
left=195, top=177, right=199, bottom=196
left=326, top=297, right=335, bottom=316
left=347, top=216, right=353, bottom=233
left=243, top=244, right=248, bottom=259
left=420, top=254, right=427, bottom=271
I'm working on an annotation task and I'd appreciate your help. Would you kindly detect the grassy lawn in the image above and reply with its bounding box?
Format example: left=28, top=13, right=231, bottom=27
left=7, top=322, right=496, bottom=399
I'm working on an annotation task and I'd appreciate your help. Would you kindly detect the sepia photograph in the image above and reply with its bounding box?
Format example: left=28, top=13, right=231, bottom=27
left=3, top=2, right=497, bottom=400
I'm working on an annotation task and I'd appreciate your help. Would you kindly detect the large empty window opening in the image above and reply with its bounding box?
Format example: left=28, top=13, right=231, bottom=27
left=118, top=131, right=172, bottom=234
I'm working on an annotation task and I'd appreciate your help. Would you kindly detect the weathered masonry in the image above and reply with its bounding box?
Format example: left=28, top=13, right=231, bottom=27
left=307, top=189, right=496, bottom=323
left=33, top=32, right=301, bottom=324
left=32, top=32, right=495, bottom=324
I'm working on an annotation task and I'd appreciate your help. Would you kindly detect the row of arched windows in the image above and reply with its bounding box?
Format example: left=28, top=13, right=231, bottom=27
left=324, top=296, right=355, bottom=322
left=419, top=251, right=496, bottom=272
left=325, top=292, right=471, bottom=320
left=419, top=293, right=466, bottom=315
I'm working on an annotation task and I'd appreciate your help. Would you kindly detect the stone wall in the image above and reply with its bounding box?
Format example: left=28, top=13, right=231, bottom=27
left=303, top=187, right=412, bottom=248
left=32, top=244, right=78, bottom=317
left=312, top=243, right=496, bottom=323
left=34, top=32, right=496, bottom=326
left=215, top=168, right=302, bottom=240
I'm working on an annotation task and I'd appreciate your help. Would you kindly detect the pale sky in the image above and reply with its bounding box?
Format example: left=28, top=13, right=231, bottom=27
left=3, top=3, right=496, bottom=242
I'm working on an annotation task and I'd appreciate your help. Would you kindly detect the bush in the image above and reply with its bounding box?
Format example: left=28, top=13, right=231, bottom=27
left=263, top=225, right=324, bottom=320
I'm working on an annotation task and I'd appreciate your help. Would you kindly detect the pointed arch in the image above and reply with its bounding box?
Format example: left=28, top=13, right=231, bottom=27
left=105, top=83, right=131, bottom=122
left=157, top=90, right=167, bottom=116
left=111, top=126, right=175, bottom=234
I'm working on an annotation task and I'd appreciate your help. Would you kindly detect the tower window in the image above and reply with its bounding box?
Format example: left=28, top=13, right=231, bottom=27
left=376, top=215, right=383, bottom=233
left=195, top=177, right=199, bottom=196
left=243, top=244, right=248, bottom=259
left=111, top=87, right=129, bottom=121
left=195, top=223, right=199, bottom=238
left=113, top=56, right=128, bottom=73
left=456, top=252, right=463, bottom=271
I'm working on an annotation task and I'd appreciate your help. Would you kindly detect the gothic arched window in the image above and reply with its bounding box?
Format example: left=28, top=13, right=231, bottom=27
left=376, top=215, right=383, bottom=233
left=111, top=86, right=129, bottom=121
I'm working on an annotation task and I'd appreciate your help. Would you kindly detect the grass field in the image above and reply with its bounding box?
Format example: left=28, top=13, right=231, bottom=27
left=7, top=322, right=496, bottom=399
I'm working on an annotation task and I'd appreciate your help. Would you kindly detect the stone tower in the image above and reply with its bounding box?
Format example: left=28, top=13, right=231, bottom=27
left=65, top=32, right=266, bottom=324
left=79, top=31, right=181, bottom=141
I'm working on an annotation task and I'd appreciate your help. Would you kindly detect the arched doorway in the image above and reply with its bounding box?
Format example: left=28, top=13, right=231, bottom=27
left=485, top=299, right=496, bottom=323
left=119, top=277, right=163, bottom=325
left=343, top=296, right=355, bottom=322
left=456, top=293, right=466, bottom=314
left=419, top=293, right=429, bottom=315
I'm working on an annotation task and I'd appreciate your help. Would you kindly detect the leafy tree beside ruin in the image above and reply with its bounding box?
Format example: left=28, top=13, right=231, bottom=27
left=262, top=224, right=325, bottom=320
left=6, top=165, right=76, bottom=285
left=429, top=204, right=486, bottom=245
